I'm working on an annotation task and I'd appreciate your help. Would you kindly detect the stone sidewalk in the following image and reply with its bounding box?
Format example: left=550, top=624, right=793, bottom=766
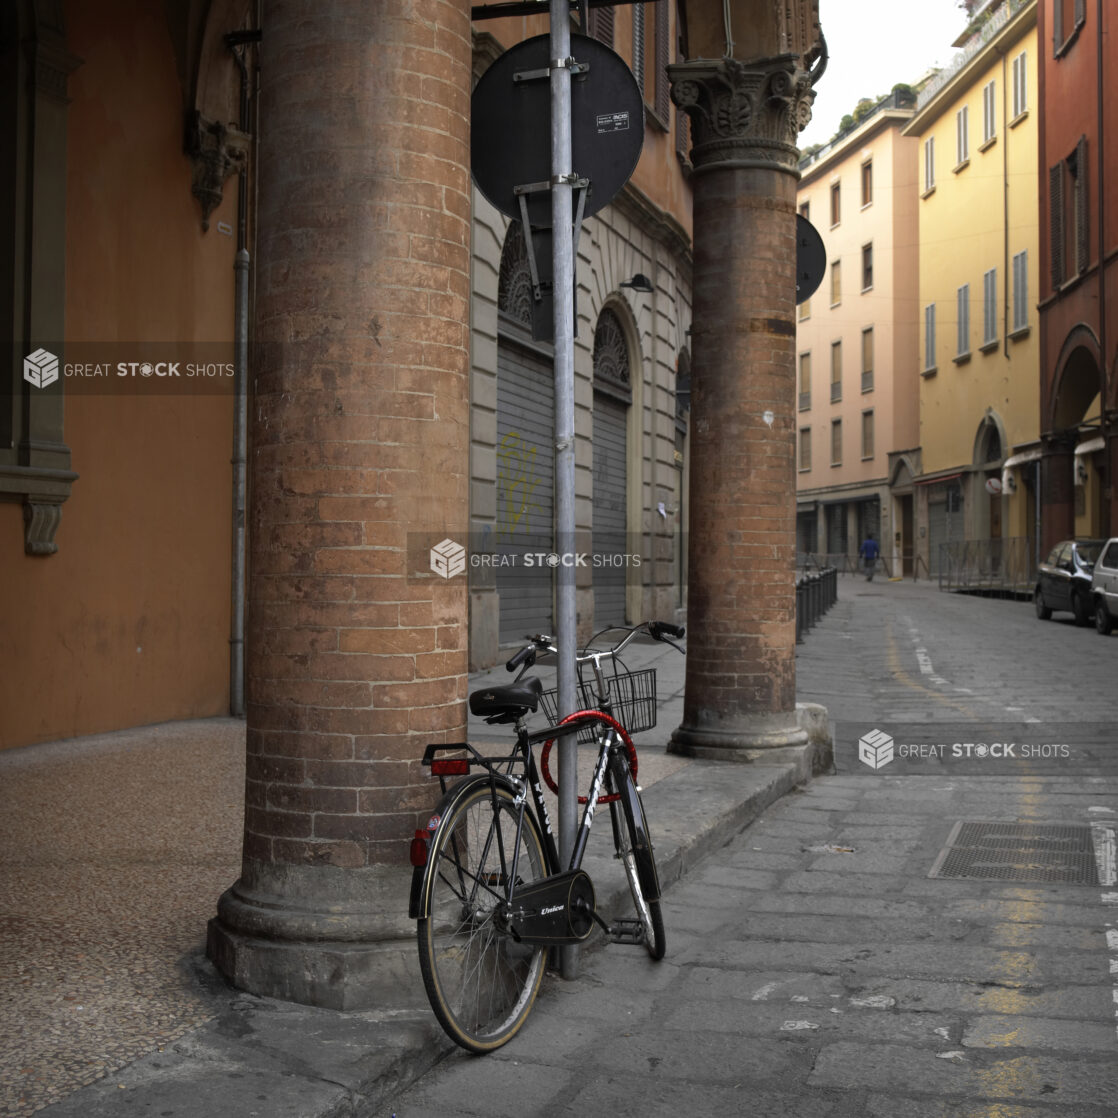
left=1, top=627, right=827, bottom=1118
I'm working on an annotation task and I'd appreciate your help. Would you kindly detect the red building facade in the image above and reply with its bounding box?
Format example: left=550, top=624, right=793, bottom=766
left=1037, top=0, right=1117, bottom=549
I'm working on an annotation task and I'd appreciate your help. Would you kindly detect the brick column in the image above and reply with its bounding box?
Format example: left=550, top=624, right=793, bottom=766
left=667, top=54, right=815, bottom=757
left=1040, top=434, right=1076, bottom=558
left=207, top=0, right=472, bottom=1009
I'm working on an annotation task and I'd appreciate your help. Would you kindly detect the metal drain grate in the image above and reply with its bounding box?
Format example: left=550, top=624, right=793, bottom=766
left=929, top=821, right=1104, bottom=886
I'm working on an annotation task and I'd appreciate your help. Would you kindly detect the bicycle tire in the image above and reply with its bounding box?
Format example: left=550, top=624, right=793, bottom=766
left=417, top=779, right=548, bottom=1053
left=607, top=749, right=666, bottom=960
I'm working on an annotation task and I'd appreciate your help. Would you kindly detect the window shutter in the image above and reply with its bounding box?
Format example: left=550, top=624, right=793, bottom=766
left=1075, top=135, right=1089, bottom=274
left=655, top=1, right=670, bottom=123
left=632, top=5, right=645, bottom=91
left=1049, top=163, right=1064, bottom=288
left=589, top=6, right=614, bottom=48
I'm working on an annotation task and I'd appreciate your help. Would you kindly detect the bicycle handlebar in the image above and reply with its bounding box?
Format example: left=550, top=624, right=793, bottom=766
left=505, top=643, right=536, bottom=672
left=506, top=620, right=685, bottom=673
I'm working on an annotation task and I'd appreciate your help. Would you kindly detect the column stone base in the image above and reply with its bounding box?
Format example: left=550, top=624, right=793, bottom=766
left=207, top=863, right=421, bottom=1011
left=669, top=702, right=831, bottom=764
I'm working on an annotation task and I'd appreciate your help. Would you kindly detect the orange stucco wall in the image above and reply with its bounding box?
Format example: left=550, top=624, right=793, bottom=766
left=0, top=0, right=234, bottom=748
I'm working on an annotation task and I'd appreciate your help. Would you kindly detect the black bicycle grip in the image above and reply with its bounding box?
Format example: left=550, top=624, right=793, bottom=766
left=506, top=644, right=535, bottom=671
left=649, top=620, right=685, bottom=640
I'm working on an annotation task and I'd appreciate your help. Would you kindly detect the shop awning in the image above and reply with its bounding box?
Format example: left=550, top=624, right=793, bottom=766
left=1002, top=448, right=1043, bottom=469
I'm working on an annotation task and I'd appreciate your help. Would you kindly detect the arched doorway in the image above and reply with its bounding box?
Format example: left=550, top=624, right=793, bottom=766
left=890, top=457, right=916, bottom=577
left=1044, top=328, right=1105, bottom=547
left=496, top=222, right=554, bottom=643
left=591, top=306, right=632, bottom=628
left=972, top=412, right=1006, bottom=545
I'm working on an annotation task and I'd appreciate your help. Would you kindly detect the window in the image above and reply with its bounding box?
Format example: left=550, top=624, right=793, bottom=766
left=861, top=410, right=875, bottom=460
left=956, top=283, right=970, bottom=359
left=861, top=327, right=874, bottom=392
left=673, top=26, right=688, bottom=165
left=1012, top=250, right=1029, bottom=333
left=956, top=105, right=969, bottom=167
left=923, top=303, right=936, bottom=371
left=1011, top=51, right=1028, bottom=119
left=830, top=340, right=842, bottom=402
left=1050, top=136, right=1089, bottom=288
left=830, top=259, right=841, bottom=305
left=799, top=427, right=812, bottom=471
left=587, top=5, right=614, bottom=45
left=633, top=2, right=671, bottom=127
left=1054, top=0, right=1086, bottom=56
left=982, top=268, right=997, bottom=348
left=982, top=81, right=996, bottom=146
left=923, top=136, right=935, bottom=193
left=861, top=160, right=873, bottom=207
left=830, top=181, right=841, bottom=226
left=632, top=3, right=645, bottom=90
left=0, top=11, right=78, bottom=553
left=861, top=243, right=873, bottom=291
left=831, top=419, right=843, bottom=466
left=799, top=352, right=812, bottom=411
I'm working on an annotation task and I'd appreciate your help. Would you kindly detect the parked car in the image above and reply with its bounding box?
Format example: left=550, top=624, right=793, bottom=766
left=1034, top=539, right=1105, bottom=625
left=1091, top=537, right=1118, bottom=635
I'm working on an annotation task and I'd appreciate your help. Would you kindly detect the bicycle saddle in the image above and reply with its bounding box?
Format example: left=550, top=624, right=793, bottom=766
left=469, top=676, right=543, bottom=723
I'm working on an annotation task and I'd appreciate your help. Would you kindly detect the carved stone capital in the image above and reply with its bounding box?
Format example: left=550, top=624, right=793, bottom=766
left=185, top=110, right=250, bottom=230
left=668, top=54, right=814, bottom=176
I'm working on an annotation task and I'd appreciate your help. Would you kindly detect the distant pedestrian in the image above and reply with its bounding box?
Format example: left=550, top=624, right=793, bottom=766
left=859, top=533, right=880, bottom=581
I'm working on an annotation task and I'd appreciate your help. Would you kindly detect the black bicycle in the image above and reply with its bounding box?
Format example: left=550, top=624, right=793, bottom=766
left=408, top=619, right=685, bottom=1053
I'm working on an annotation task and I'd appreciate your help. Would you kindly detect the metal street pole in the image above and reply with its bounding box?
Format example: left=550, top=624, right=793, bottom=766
left=550, top=0, right=578, bottom=978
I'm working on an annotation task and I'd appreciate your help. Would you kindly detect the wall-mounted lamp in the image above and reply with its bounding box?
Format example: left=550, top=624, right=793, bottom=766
left=619, top=273, right=654, bottom=294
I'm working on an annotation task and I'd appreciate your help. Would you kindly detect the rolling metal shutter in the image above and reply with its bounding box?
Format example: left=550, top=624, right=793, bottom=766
left=497, top=332, right=554, bottom=643
left=927, top=480, right=963, bottom=576
left=593, top=391, right=628, bottom=627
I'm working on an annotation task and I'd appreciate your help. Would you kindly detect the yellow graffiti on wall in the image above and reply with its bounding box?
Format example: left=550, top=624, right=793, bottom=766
left=496, top=432, right=543, bottom=542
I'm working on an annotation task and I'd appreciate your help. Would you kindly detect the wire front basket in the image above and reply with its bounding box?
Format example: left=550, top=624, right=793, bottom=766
left=538, top=664, right=657, bottom=742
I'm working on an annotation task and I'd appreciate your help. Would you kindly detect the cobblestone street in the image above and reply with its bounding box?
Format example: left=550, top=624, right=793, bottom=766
left=386, top=578, right=1118, bottom=1117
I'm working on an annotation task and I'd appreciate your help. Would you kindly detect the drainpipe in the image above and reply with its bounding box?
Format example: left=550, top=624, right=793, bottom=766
left=1002, top=46, right=1009, bottom=360
left=226, top=28, right=260, bottom=717
left=1097, top=0, right=1109, bottom=535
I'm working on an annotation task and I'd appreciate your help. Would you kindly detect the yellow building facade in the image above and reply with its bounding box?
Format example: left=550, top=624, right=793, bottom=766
left=904, top=0, right=1040, bottom=582
left=795, top=98, right=919, bottom=574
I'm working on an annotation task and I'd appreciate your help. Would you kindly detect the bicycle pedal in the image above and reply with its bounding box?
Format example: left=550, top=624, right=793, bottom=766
left=608, top=917, right=645, bottom=945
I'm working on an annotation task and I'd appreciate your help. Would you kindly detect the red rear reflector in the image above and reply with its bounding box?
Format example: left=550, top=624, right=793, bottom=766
left=431, top=759, right=469, bottom=776
left=410, top=830, right=429, bottom=867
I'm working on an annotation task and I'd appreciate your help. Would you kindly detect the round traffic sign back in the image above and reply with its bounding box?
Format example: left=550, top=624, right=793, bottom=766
left=471, top=34, right=644, bottom=226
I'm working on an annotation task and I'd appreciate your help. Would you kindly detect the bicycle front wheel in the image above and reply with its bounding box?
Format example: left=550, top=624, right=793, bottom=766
left=608, top=750, right=666, bottom=960
left=417, top=780, right=548, bottom=1053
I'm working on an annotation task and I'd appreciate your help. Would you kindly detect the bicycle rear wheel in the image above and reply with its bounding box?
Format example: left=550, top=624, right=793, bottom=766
left=608, top=749, right=666, bottom=960
left=417, top=780, right=548, bottom=1053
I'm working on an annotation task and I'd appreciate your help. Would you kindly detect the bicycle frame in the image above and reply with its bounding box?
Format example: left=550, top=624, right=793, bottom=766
left=413, top=710, right=627, bottom=920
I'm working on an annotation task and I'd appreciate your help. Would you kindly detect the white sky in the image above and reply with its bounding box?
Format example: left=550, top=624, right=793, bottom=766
left=798, top=0, right=972, bottom=149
